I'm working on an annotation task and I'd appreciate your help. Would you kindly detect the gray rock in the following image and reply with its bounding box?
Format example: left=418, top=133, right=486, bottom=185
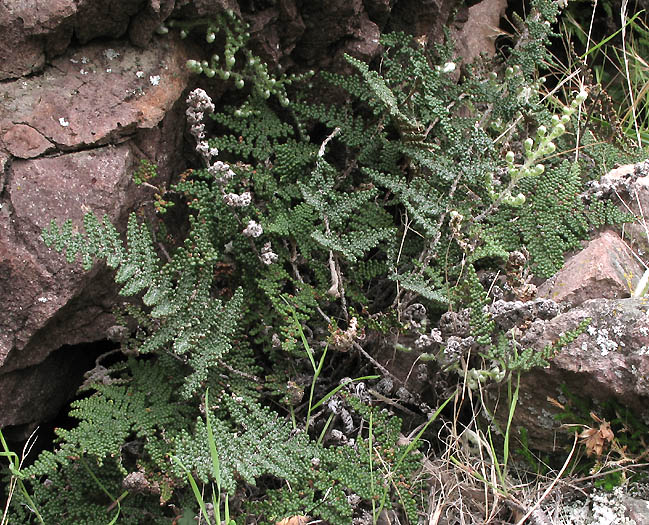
left=499, top=298, right=649, bottom=453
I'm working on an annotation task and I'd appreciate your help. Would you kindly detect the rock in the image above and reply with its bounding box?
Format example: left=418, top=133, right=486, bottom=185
left=129, top=0, right=177, bottom=48
left=585, top=159, right=649, bottom=259
left=498, top=298, right=649, bottom=453
left=0, top=0, right=169, bottom=81
left=73, top=0, right=145, bottom=45
left=386, top=0, right=463, bottom=45
left=364, top=0, right=392, bottom=28
left=489, top=298, right=560, bottom=331
left=537, top=229, right=642, bottom=308
left=557, top=486, right=649, bottom=524
left=622, top=496, right=649, bottom=525
left=293, top=0, right=374, bottom=67
left=1, top=124, right=54, bottom=159
left=0, top=35, right=194, bottom=152
left=0, top=33, right=196, bottom=429
left=1, top=145, right=138, bottom=375
left=0, top=344, right=99, bottom=439
left=0, top=0, right=76, bottom=80
left=453, top=0, right=508, bottom=63
left=179, top=0, right=240, bottom=18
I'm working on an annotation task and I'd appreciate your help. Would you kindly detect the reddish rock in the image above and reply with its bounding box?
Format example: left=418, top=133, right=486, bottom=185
left=454, top=0, right=507, bottom=63
left=73, top=0, right=144, bottom=45
left=0, top=0, right=76, bottom=80
left=537, top=229, right=642, bottom=308
left=344, top=12, right=381, bottom=61
left=246, top=1, right=306, bottom=67
left=129, top=0, right=177, bottom=48
left=293, top=0, right=377, bottom=67
left=0, top=35, right=195, bottom=152
left=1, top=124, right=54, bottom=159
left=182, top=0, right=241, bottom=18
left=0, top=34, right=196, bottom=430
left=2, top=145, right=136, bottom=372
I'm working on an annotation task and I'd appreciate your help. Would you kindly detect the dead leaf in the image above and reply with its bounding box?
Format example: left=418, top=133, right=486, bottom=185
left=547, top=396, right=565, bottom=410
left=579, top=414, right=614, bottom=457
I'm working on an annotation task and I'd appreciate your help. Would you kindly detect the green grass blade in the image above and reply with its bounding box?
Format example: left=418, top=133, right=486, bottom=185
left=393, top=391, right=455, bottom=473
left=582, top=11, right=643, bottom=58
left=205, top=389, right=223, bottom=524
left=310, top=375, right=380, bottom=412
left=172, top=456, right=211, bottom=525
left=503, top=373, right=520, bottom=473
left=80, top=457, right=123, bottom=525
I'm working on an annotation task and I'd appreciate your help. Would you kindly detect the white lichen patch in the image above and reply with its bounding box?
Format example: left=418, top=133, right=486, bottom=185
left=612, top=323, right=625, bottom=337
left=103, top=48, right=119, bottom=60
left=135, top=71, right=144, bottom=78
left=554, top=485, right=639, bottom=524
left=149, top=75, right=160, bottom=86
left=58, top=117, right=69, bottom=127
left=586, top=326, right=619, bottom=357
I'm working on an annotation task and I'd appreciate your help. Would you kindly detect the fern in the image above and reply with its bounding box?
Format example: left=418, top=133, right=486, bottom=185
left=173, top=396, right=319, bottom=493
left=16, top=2, right=639, bottom=522
left=25, top=358, right=183, bottom=477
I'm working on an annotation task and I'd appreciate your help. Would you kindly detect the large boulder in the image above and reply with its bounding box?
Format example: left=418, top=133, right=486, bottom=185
left=0, top=33, right=196, bottom=430
left=498, top=297, right=649, bottom=453
left=537, top=229, right=643, bottom=308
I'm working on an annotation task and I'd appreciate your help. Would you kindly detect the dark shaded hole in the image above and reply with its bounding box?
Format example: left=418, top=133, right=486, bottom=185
left=0, top=339, right=119, bottom=502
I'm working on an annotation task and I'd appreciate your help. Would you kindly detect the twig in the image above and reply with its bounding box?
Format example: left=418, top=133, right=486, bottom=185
left=326, top=250, right=340, bottom=298
left=368, top=388, right=420, bottom=418
left=569, top=461, right=649, bottom=485
left=353, top=341, right=403, bottom=387
left=318, top=127, right=341, bottom=157
left=217, top=359, right=262, bottom=382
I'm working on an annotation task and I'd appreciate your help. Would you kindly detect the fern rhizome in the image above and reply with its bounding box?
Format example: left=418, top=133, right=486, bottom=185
left=3, top=2, right=639, bottom=523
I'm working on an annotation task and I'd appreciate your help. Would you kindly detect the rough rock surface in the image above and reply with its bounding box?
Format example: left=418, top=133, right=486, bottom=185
left=497, top=297, right=649, bottom=453
left=585, top=159, right=649, bottom=258
left=0, top=0, right=152, bottom=81
left=0, top=0, right=504, bottom=433
left=0, top=33, right=195, bottom=429
left=502, top=160, right=649, bottom=452
left=537, top=229, right=643, bottom=308
left=454, top=0, right=507, bottom=63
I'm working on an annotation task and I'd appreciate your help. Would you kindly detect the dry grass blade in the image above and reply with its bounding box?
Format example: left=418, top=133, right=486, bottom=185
left=515, top=433, right=578, bottom=525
